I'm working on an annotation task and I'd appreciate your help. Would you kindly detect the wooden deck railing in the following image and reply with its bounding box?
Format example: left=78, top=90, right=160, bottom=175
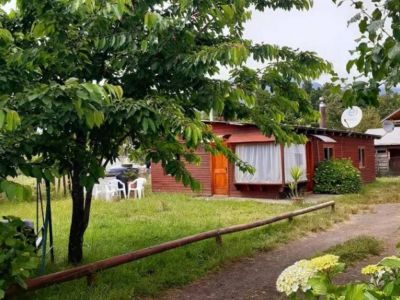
left=6, top=200, right=335, bottom=296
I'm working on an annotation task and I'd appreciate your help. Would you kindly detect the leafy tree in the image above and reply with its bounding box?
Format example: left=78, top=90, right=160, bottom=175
left=0, top=0, right=331, bottom=264
left=378, top=93, right=400, bottom=119
left=304, top=82, right=392, bottom=132
left=337, top=0, right=400, bottom=106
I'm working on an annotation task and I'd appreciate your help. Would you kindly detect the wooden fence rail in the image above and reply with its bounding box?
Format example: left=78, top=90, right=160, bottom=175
left=7, top=200, right=335, bottom=296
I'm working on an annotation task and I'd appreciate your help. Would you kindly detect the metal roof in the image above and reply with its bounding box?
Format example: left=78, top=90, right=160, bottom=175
left=365, top=128, right=400, bottom=146
left=382, top=108, right=400, bottom=123
left=310, top=134, right=337, bottom=143
left=204, top=121, right=378, bottom=139
left=295, top=126, right=379, bottom=139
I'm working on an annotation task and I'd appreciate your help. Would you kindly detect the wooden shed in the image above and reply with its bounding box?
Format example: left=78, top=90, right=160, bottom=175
left=367, top=109, right=400, bottom=176
left=152, top=121, right=377, bottom=199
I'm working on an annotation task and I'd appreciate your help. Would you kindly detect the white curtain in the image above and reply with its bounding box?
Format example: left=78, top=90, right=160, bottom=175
left=235, top=144, right=282, bottom=184
left=284, top=144, right=307, bottom=183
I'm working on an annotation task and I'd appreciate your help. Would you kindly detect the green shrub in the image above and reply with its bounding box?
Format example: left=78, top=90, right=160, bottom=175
left=314, top=159, right=362, bottom=194
left=0, top=217, right=38, bottom=299
left=277, top=255, right=400, bottom=299
left=315, top=235, right=383, bottom=265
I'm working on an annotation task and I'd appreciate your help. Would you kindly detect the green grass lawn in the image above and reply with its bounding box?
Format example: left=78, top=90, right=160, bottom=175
left=2, top=177, right=400, bottom=300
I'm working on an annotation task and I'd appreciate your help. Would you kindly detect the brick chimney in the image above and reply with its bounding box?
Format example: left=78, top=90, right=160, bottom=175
left=319, top=97, right=327, bottom=128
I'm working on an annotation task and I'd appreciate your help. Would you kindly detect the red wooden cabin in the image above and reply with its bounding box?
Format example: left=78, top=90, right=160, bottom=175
left=151, top=121, right=377, bottom=199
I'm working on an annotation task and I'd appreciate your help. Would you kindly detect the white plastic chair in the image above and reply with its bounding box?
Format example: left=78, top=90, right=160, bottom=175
left=92, top=182, right=106, bottom=199
left=128, top=178, right=146, bottom=199
left=105, top=178, right=126, bottom=201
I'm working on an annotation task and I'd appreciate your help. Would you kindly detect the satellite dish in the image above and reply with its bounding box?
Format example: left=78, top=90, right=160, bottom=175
left=341, top=106, right=363, bottom=129
left=383, top=120, right=395, bottom=133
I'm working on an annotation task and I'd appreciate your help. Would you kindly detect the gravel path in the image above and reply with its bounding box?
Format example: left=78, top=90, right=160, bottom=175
left=157, top=203, right=400, bottom=300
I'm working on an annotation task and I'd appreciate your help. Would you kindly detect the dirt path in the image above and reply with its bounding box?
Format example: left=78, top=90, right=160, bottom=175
left=158, top=204, right=400, bottom=300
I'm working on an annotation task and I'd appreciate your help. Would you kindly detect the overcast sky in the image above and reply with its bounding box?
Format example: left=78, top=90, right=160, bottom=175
left=243, top=0, right=359, bottom=82
left=3, top=0, right=359, bottom=82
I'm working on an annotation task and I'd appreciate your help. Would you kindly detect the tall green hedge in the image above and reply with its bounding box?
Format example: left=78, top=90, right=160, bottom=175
left=314, top=159, right=362, bottom=194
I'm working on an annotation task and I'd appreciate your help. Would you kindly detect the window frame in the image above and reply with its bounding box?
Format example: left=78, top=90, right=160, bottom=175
left=284, top=144, right=308, bottom=183
left=358, top=147, right=366, bottom=168
left=234, top=142, right=283, bottom=184
left=323, top=145, right=334, bottom=160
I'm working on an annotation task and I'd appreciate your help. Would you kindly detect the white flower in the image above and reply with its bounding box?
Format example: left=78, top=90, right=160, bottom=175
left=276, top=260, right=317, bottom=296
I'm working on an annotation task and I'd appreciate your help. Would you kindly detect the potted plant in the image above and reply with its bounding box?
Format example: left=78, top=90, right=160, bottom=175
left=289, top=166, right=304, bottom=203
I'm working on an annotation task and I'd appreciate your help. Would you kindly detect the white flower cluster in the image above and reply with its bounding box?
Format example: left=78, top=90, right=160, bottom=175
left=276, top=260, right=316, bottom=296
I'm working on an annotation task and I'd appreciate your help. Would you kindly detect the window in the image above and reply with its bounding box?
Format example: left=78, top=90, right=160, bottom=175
left=324, top=147, right=334, bottom=160
left=359, top=147, right=365, bottom=168
left=284, top=145, right=307, bottom=183
left=235, top=144, right=282, bottom=184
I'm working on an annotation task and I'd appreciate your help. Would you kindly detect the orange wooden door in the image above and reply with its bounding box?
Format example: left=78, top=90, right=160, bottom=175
left=212, top=154, right=228, bottom=195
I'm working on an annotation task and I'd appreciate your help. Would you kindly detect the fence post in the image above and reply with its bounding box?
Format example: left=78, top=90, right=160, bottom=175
left=331, top=203, right=335, bottom=212
left=87, top=272, right=96, bottom=287
left=215, top=231, right=222, bottom=247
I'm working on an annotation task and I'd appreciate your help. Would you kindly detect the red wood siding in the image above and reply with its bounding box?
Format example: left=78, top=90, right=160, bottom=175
left=310, top=135, right=376, bottom=183
left=151, top=122, right=376, bottom=198
left=151, top=147, right=212, bottom=196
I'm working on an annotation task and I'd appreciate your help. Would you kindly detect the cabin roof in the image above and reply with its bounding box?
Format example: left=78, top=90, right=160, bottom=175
left=382, top=108, right=400, bottom=124
left=204, top=121, right=379, bottom=139
left=366, top=128, right=400, bottom=146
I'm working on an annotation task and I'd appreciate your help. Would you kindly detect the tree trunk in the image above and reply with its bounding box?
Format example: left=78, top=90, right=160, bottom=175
left=83, top=187, right=93, bottom=232
left=68, top=171, right=94, bottom=264
left=68, top=168, right=85, bottom=265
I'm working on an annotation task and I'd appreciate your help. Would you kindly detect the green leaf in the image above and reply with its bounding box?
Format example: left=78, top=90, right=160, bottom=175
left=380, top=257, right=400, bottom=268
left=221, top=5, right=235, bottom=21
left=93, top=111, right=104, bottom=127
left=0, top=28, right=13, bottom=44
left=359, top=18, right=368, bottom=33
left=345, top=284, right=365, bottom=300
left=111, top=4, right=122, bottom=20
left=141, top=40, right=148, bottom=52
left=363, top=291, right=378, bottom=300
left=5, top=110, right=20, bottom=131
left=308, top=276, right=328, bottom=295
left=85, top=110, right=95, bottom=128
left=118, top=34, right=126, bottom=47
left=142, top=118, right=148, bottom=133
left=348, top=13, right=361, bottom=26
left=31, top=167, right=43, bottom=180
left=383, top=281, right=394, bottom=296
left=346, top=60, right=355, bottom=73
left=144, top=12, right=158, bottom=30
left=43, top=169, right=54, bottom=182
left=113, top=85, right=123, bottom=99
left=388, top=43, right=400, bottom=60
left=22, top=185, right=32, bottom=201
left=179, top=0, right=192, bottom=12
left=31, top=22, right=47, bottom=38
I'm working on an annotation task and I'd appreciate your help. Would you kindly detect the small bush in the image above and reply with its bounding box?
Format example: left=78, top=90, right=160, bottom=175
left=315, top=235, right=383, bottom=265
left=314, top=159, right=362, bottom=194
left=0, top=217, right=38, bottom=299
